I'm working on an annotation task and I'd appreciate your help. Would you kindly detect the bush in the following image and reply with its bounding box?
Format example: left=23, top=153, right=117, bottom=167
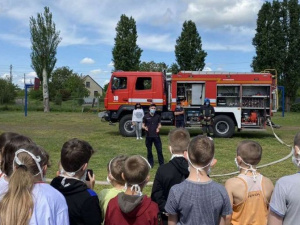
left=29, top=89, right=43, bottom=100
left=0, top=78, right=17, bottom=104
left=54, top=92, right=62, bottom=105
left=291, top=103, right=300, bottom=112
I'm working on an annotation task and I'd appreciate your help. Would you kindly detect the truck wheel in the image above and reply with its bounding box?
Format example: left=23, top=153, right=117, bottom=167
left=213, top=115, right=235, bottom=138
left=119, top=114, right=136, bottom=137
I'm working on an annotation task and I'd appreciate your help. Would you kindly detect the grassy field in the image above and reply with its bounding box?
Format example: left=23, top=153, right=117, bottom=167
left=0, top=111, right=299, bottom=195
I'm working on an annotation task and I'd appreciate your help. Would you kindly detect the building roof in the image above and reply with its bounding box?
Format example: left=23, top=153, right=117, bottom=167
left=83, top=75, right=103, bottom=89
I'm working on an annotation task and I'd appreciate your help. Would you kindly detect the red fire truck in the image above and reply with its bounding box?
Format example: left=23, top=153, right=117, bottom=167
left=102, top=70, right=278, bottom=137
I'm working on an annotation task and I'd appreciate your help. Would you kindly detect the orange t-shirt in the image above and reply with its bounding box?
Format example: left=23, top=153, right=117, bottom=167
left=231, top=174, right=268, bottom=225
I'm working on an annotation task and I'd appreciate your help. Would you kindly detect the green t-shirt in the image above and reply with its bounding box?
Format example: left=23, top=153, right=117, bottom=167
left=99, top=187, right=124, bottom=219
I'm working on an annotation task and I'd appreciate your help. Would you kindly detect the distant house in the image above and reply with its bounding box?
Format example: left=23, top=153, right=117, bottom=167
left=82, top=75, right=103, bottom=103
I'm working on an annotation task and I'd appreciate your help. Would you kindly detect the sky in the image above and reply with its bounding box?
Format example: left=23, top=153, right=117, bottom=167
left=0, top=0, right=266, bottom=89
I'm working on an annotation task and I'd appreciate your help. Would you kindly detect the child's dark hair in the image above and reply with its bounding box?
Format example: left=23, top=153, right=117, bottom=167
left=108, top=155, right=128, bottom=185
left=123, top=155, right=150, bottom=185
left=135, top=103, right=141, bottom=109
left=236, top=140, right=262, bottom=165
left=2, top=135, right=33, bottom=177
left=150, top=103, right=156, bottom=108
left=61, top=138, right=94, bottom=172
left=188, top=136, right=214, bottom=166
left=168, top=128, right=190, bottom=153
left=0, top=132, right=19, bottom=150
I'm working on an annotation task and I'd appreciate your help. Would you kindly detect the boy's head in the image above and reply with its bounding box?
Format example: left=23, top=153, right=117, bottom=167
left=294, top=131, right=300, bottom=152
left=107, top=155, right=128, bottom=185
left=122, top=155, right=151, bottom=188
left=168, top=128, right=190, bottom=154
left=60, top=138, right=94, bottom=174
left=2, top=134, right=33, bottom=177
left=188, top=135, right=214, bottom=167
left=236, top=140, right=262, bottom=165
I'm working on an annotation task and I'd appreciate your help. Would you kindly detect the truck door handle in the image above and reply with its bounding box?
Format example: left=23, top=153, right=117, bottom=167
left=147, top=99, right=152, bottom=102
left=123, top=98, right=128, bottom=101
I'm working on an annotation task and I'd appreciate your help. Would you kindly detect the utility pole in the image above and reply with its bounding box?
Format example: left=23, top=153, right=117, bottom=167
left=9, top=64, right=12, bottom=83
left=24, top=73, right=26, bottom=86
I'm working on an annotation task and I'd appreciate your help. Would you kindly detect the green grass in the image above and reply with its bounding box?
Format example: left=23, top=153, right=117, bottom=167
left=0, top=111, right=299, bottom=195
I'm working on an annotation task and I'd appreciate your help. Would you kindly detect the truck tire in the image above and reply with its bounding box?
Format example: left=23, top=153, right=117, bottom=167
left=119, top=114, right=136, bottom=137
left=213, top=115, right=235, bottom=138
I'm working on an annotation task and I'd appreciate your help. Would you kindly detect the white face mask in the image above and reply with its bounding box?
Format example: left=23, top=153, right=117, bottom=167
left=292, top=147, right=300, bottom=167
left=169, top=147, right=185, bottom=160
left=187, top=154, right=213, bottom=182
left=235, top=156, right=257, bottom=182
left=106, top=176, right=112, bottom=184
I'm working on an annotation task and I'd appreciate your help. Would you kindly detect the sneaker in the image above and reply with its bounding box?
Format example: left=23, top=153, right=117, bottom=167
left=140, top=137, right=143, bottom=139
left=137, top=137, right=139, bottom=140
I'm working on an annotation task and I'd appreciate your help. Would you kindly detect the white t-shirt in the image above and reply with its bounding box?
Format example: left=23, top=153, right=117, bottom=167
left=132, top=109, right=144, bottom=122
left=0, top=177, right=69, bottom=225
left=270, top=173, right=300, bottom=225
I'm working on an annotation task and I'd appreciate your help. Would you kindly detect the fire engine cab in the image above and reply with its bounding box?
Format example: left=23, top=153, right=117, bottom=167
left=103, top=70, right=278, bottom=138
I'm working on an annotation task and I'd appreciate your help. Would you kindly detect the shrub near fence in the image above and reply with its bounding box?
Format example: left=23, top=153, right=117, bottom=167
left=0, top=97, right=105, bottom=112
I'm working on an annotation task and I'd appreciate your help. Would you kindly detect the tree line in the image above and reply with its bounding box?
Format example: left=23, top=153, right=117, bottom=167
left=1, top=1, right=300, bottom=111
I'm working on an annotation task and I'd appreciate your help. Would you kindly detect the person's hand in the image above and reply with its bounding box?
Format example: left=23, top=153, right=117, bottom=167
left=144, top=127, right=148, bottom=131
left=86, top=171, right=95, bottom=190
left=156, top=128, right=160, bottom=133
left=207, top=117, right=211, bottom=120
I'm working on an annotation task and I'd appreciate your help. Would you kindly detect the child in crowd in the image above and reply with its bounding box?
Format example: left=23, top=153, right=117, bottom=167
left=225, top=140, right=274, bottom=225
left=151, top=128, right=190, bottom=225
left=50, top=138, right=102, bottom=225
left=132, top=103, right=144, bottom=140
left=0, top=143, right=69, bottom=224
left=99, top=155, right=128, bottom=219
left=268, top=132, right=300, bottom=225
left=105, top=155, right=161, bottom=225
left=165, top=135, right=232, bottom=225
left=0, top=132, right=19, bottom=177
left=0, top=134, right=33, bottom=190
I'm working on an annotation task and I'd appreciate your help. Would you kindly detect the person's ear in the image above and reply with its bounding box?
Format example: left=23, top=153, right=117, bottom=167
left=295, top=146, right=300, bottom=156
left=169, top=146, right=173, bottom=154
left=183, top=150, right=188, bottom=160
left=121, top=172, right=125, bottom=181
left=237, top=156, right=242, bottom=165
left=108, top=173, right=114, bottom=180
left=82, top=163, right=88, bottom=171
left=211, top=158, right=217, bottom=168
left=42, top=165, right=47, bottom=176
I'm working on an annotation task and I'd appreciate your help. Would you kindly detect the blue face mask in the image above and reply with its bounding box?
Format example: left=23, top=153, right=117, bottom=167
left=150, top=109, right=156, bottom=114
left=205, top=102, right=209, bottom=105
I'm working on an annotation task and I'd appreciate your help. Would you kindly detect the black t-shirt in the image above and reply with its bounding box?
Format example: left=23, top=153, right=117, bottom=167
left=143, top=113, right=161, bottom=137
left=175, top=106, right=184, bottom=121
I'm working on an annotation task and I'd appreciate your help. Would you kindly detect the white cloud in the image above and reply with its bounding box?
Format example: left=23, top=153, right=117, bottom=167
left=108, top=61, right=114, bottom=68
left=80, top=58, right=95, bottom=64
left=203, top=67, right=212, bottom=72
left=90, top=69, right=102, bottom=75
left=26, top=71, right=37, bottom=77
left=1, top=73, right=10, bottom=79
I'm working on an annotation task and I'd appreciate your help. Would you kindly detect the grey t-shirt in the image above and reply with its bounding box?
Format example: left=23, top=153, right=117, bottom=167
left=165, top=179, right=232, bottom=225
left=270, top=173, right=300, bottom=225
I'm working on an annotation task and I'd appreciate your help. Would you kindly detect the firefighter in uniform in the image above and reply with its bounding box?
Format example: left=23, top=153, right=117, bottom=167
left=199, top=98, right=215, bottom=136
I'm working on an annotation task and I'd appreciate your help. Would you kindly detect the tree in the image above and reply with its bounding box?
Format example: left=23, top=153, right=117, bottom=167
left=30, top=6, right=62, bottom=112
left=175, top=20, right=207, bottom=71
left=49, top=66, right=89, bottom=101
left=0, top=78, right=17, bottom=104
left=139, top=61, right=168, bottom=72
left=112, top=14, right=142, bottom=71
left=169, top=63, right=180, bottom=74
left=252, top=0, right=300, bottom=111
